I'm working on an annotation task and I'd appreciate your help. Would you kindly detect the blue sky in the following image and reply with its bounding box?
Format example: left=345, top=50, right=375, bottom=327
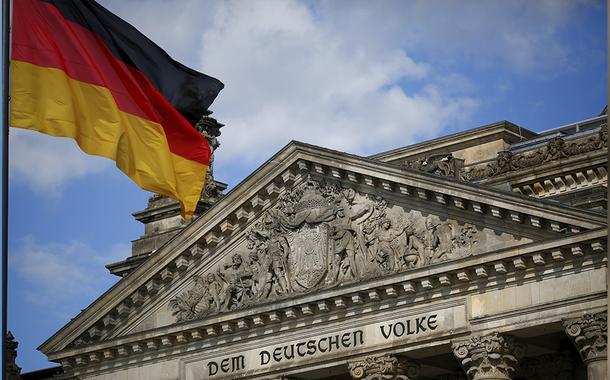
left=5, top=0, right=607, bottom=372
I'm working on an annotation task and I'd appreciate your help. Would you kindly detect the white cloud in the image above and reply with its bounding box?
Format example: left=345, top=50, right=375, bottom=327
left=202, top=0, right=479, bottom=166
left=11, top=236, right=128, bottom=316
left=316, top=0, right=583, bottom=74
left=9, top=129, right=111, bottom=197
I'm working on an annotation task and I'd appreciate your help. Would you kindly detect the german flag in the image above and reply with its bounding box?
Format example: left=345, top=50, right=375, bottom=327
left=10, top=0, right=224, bottom=219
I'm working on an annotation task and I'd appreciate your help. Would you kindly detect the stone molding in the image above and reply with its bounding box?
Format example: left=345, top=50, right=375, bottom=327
left=40, top=143, right=606, bottom=360
left=511, top=164, right=607, bottom=199
left=348, top=354, right=420, bottom=380
left=51, top=229, right=606, bottom=372
left=564, top=311, right=607, bottom=364
left=452, top=332, right=524, bottom=380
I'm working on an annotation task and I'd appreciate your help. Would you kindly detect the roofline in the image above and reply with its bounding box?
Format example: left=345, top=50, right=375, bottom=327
left=368, top=120, right=537, bottom=161
left=536, top=115, right=607, bottom=135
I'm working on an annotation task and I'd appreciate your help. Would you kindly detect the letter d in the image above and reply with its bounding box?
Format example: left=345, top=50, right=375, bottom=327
left=260, top=350, right=271, bottom=366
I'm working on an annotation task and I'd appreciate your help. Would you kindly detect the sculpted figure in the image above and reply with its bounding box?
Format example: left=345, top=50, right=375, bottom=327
left=416, top=216, right=453, bottom=264
left=249, top=212, right=293, bottom=296
left=451, top=224, right=478, bottom=257
left=248, top=251, right=272, bottom=300
left=200, top=273, right=223, bottom=314
left=405, top=154, right=457, bottom=177
left=221, top=254, right=254, bottom=311
left=169, top=272, right=223, bottom=321
left=329, top=207, right=361, bottom=282
left=267, top=230, right=292, bottom=295
left=544, top=137, right=568, bottom=162
left=367, top=218, right=409, bottom=274
left=327, top=189, right=376, bottom=283
left=493, top=151, right=513, bottom=175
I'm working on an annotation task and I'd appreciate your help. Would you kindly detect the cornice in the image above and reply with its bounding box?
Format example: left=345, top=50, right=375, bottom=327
left=39, top=141, right=607, bottom=355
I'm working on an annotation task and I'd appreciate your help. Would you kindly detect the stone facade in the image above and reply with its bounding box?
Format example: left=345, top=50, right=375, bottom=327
left=36, top=112, right=607, bottom=379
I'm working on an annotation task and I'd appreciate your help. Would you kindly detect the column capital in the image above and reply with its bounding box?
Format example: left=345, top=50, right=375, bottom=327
left=564, top=311, right=607, bottom=364
left=348, top=354, right=420, bottom=380
left=452, top=332, right=524, bottom=380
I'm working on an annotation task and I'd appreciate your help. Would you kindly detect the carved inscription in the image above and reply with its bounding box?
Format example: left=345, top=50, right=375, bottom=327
left=259, top=331, right=364, bottom=366
left=379, top=314, right=438, bottom=339
left=171, top=178, right=479, bottom=321
left=183, top=307, right=465, bottom=380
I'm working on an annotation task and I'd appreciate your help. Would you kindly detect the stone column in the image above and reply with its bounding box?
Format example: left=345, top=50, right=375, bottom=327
left=452, top=332, right=523, bottom=380
left=564, top=311, right=607, bottom=380
left=348, top=354, right=420, bottom=380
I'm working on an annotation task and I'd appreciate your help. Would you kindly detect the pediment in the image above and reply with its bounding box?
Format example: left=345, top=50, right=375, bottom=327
left=40, top=141, right=606, bottom=362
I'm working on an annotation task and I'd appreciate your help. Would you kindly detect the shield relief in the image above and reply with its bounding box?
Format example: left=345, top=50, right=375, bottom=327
left=287, top=223, right=332, bottom=291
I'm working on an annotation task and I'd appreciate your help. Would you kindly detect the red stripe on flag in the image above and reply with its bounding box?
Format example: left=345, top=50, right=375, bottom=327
left=12, top=0, right=211, bottom=165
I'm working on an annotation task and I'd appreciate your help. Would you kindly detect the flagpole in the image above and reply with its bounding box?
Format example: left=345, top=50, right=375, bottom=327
left=2, top=0, right=10, bottom=377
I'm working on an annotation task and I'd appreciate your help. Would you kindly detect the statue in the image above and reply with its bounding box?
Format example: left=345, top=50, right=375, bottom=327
left=221, top=254, right=254, bottom=311
left=366, top=218, right=410, bottom=274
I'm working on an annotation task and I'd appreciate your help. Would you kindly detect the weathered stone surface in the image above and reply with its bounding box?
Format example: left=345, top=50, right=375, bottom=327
left=564, top=311, right=607, bottom=364
left=348, top=354, right=420, bottom=380
left=461, top=124, right=607, bottom=181
left=452, top=332, right=524, bottom=380
left=168, top=177, right=508, bottom=322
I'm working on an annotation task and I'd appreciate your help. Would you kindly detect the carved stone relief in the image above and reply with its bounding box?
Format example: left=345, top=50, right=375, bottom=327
left=348, top=354, right=420, bottom=380
left=452, top=332, right=524, bottom=380
left=404, top=153, right=464, bottom=179
left=564, top=311, right=607, bottom=364
left=461, top=124, right=608, bottom=181
left=6, top=332, right=22, bottom=380
left=195, top=111, right=224, bottom=199
left=170, top=177, right=489, bottom=322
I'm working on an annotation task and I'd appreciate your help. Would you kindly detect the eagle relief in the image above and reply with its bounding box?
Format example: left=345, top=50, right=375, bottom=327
left=170, top=178, right=479, bottom=322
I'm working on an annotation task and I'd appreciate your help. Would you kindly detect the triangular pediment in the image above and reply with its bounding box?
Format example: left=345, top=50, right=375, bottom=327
left=40, top=141, right=606, bottom=363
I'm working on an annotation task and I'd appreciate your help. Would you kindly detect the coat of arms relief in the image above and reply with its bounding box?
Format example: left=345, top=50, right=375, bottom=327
left=170, top=178, right=480, bottom=322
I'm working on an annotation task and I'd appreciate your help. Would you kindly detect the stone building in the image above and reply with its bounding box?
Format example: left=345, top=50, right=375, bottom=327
left=38, top=110, right=607, bottom=379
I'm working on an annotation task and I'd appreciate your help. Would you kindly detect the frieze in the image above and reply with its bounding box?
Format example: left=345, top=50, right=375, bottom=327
left=461, top=124, right=607, bottom=181
left=170, top=178, right=479, bottom=322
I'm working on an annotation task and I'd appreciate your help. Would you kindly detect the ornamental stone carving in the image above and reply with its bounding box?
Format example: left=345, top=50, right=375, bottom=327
left=564, top=311, right=607, bottom=364
left=461, top=124, right=608, bottom=181
left=404, top=153, right=463, bottom=179
left=169, top=178, right=480, bottom=321
left=195, top=110, right=225, bottom=199
left=348, top=354, right=420, bottom=380
left=6, top=331, right=22, bottom=380
left=452, top=332, right=524, bottom=380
